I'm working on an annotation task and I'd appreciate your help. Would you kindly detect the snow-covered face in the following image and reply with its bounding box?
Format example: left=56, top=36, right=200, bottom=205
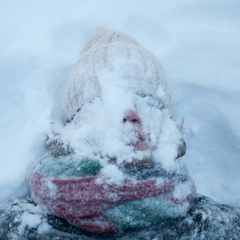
left=122, top=109, right=149, bottom=151
left=60, top=66, right=182, bottom=170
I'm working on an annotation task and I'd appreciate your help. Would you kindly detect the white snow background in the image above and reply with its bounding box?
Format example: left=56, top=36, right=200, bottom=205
left=0, top=0, right=240, bottom=207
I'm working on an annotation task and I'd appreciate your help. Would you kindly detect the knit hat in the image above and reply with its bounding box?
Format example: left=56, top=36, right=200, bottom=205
left=64, top=29, right=170, bottom=120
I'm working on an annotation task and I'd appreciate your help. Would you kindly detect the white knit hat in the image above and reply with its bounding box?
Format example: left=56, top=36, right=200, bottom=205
left=64, top=29, right=170, bottom=120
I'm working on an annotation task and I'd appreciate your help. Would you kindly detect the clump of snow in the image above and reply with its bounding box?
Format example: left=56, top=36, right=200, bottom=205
left=18, top=212, right=42, bottom=235
left=8, top=199, right=52, bottom=236
left=45, top=179, right=57, bottom=199
left=37, top=222, right=52, bottom=235
left=173, top=180, right=194, bottom=203
left=152, top=112, right=182, bottom=171
left=96, top=164, right=125, bottom=185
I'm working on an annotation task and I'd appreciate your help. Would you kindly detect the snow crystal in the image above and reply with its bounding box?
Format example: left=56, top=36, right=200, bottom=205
left=37, top=222, right=51, bottom=234
left=18, top=212, right=42, bottom=234
left=45, top=179, right=57, bottom=199
left=103, top=195, right=184, bottom=231
left=173, top=181, right=193, bottom=202
left=96, top=164, right=125, bottom=185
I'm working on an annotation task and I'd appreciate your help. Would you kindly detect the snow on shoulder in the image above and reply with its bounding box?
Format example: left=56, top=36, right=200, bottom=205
left=29, top=29, right=196, bottom=233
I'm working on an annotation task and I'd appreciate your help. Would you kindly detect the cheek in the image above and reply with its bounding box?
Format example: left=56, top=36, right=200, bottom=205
left=136, top=105, right=163, bottom=144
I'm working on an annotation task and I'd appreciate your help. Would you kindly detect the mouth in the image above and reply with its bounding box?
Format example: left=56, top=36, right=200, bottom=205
left=128, top=128, right=150, bottom=151
left=129, top=139, right=149, bottom=151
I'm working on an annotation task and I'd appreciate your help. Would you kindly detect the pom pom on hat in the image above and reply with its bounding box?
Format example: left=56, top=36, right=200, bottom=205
left=64, top=29, right=171, bottom=120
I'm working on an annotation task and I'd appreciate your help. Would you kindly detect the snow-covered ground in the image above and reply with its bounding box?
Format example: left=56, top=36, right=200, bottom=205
left=0, top=0, right=239, bottom=207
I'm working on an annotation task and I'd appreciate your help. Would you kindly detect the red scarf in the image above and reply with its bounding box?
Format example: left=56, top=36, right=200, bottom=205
left=29, top=165, right=196, bottom=233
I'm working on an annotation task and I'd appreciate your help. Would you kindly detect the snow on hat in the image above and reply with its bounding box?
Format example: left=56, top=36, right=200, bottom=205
left=64, top=29, right=170, bottom=120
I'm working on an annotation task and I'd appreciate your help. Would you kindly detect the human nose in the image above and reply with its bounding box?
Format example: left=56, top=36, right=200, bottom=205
left=123, top=110, right=141, bottom=125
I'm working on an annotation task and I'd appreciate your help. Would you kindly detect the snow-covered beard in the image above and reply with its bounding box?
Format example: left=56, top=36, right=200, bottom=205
left=47, top=73, right=183, bottom=174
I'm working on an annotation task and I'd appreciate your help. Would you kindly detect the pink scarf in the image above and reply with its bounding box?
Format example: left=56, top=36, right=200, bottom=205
left=29, top=163, right=196, bottom=233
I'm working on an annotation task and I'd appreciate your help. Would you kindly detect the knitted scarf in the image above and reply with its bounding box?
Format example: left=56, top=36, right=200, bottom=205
left=29, top=156, right=196, bottom=233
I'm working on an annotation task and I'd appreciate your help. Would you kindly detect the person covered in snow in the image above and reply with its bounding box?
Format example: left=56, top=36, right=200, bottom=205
left=29, top=29, right=196, bottom=233
left=1, top=29, right=240, bottom=240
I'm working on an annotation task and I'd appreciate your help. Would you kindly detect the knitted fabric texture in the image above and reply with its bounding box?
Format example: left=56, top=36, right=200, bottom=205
left=29, top=156, right=196, bottom=233
left=64, top=29, right=170, bottom=120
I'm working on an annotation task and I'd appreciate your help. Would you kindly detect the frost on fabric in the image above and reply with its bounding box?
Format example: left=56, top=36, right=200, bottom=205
left=103, top=195, right=185, bottom=231
left=39, top=155, right=102, bottom=178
